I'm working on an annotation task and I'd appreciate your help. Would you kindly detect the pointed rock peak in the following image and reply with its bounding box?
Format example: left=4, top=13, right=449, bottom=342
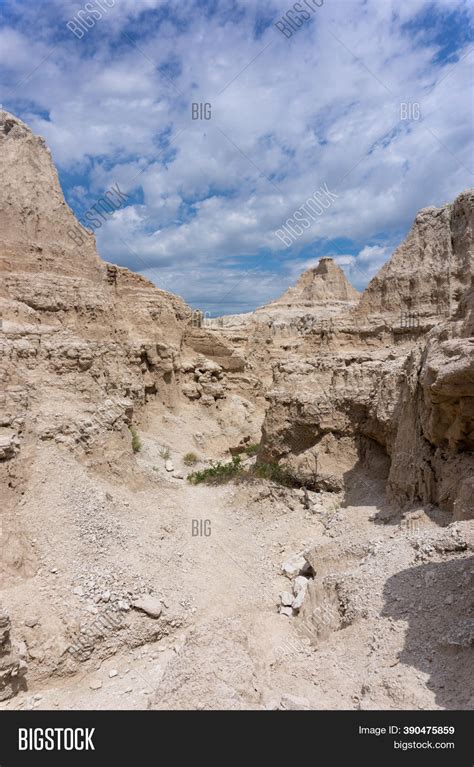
left=314, top=256, right=338, bottom=272
left=268, top=257, right=359, bottom=308
left=0, top=110, right=102, bottom=279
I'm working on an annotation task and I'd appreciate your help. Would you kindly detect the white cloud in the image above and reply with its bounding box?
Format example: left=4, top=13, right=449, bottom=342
left=1, top=0, right=472, bottom=311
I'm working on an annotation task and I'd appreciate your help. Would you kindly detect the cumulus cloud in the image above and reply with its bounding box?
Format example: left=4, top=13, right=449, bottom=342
left=0, top=0, right=472, bottom=312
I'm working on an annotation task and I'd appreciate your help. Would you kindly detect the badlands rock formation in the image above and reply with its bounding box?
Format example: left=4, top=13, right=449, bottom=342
left=0, top=110, right=261, bottom=700
left=0, top=110, right=472, bottom=710
left=264, top=256, right=360, bottom=309
left=257, top=192, right=474, bottom=517
left=358, top=192, right=473, bottom=320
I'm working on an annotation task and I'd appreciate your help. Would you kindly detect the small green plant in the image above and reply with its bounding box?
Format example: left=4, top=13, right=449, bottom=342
left=183, top=451, right=199, bottom=466
left=159, top=446, right=170, bottom=460
left=130, top=425, right=141, bottom=453
left=187, top=455, right=297, bottom=488
left=188, top=456, right=243, bottom=485
left=251, top=462, right=296, bottom=487
left=242, top=442, right=260, bottom=457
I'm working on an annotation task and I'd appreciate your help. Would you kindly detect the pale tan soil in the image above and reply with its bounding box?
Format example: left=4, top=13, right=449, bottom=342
left=2, top=408, right=472, bottom=710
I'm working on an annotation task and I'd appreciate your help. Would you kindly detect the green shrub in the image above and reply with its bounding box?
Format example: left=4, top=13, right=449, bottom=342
left=130, top=425, right=141, bottom=453
left=183, top=451, right=199, bottom=466
left=187, top=456, right=297, bottom=488
left=188, top=456, right=243, bottom=485
left=159, top=446, right=170, bottom=460
left=251, top=461, right=295, bottom=487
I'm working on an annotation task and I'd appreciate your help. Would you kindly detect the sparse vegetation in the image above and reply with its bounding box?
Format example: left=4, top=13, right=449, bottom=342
left=251, top=461, right=296, bottom=487
left=188, top=456, right=243, bottom=484
left=187, top=456, right=297, bottom=487
left=183, top=451, right=199, bottom=466
left=130, top=425, right=141, bottom=453
left=159, top=446, right=170, bottom=460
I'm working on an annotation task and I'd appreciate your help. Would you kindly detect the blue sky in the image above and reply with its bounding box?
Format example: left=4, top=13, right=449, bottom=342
left=0, top=0, right=473, bottom=314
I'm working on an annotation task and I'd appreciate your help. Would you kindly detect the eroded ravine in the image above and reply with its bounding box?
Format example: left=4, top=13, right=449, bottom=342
left=1, top=112, right=472, bottom=711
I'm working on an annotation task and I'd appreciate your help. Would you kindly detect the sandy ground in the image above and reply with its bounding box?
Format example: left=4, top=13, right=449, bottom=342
left=2, top=408, right=472, bottom=711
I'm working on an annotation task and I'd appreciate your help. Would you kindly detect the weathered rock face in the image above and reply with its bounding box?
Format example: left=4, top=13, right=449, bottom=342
left=0, top=112, right=102, bottom=279
left=388, top=282, right=474, bottom=517
left=267, top=257, right=360, bottom=308
left=259, top=194, right=474, bottom=516
left=0, top=111, right=254, bottom=472
left=259, top=349, right=402, bottom=492
left=358, top=191, right=474, bottom=320
left=0, top=111, right=266, bottom=696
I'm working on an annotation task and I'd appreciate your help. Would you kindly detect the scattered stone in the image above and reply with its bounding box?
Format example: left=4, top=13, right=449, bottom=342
left=89, top=680, right=102, bottom=690
left=279, top=606, right=293, bottom=617
left=293, top=576, right=309, bottom=595
left=108, top=669, right=118, bottom=678
left=172, top=471, right=184, bottom=479
left=165, top=460, right=174, bottom=472
left=281, top=555, right=306, bottom=579
left=280, top=591, right=294, bottom=607
left=292, top=589, right=306, bottom=611
left=24, top=617, right=39, bottom=628
left=132, top=596, right=163, bottom=619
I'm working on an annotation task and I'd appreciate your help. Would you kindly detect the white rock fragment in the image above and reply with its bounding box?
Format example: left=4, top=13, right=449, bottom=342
left=293, top=576, right=309, bottom=595
left=280, top=591, right=294, bottom=607
left=279, top=606, right=293, bottom=617
left=292, top=589, right=307, bottom=611
left=281, top=554, right=306, bottom=579
left=165, top=460, right=174, bottom=472
left=132, top=596, right=163, bottom=619
left=292, top=575, right=309, bottom=610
